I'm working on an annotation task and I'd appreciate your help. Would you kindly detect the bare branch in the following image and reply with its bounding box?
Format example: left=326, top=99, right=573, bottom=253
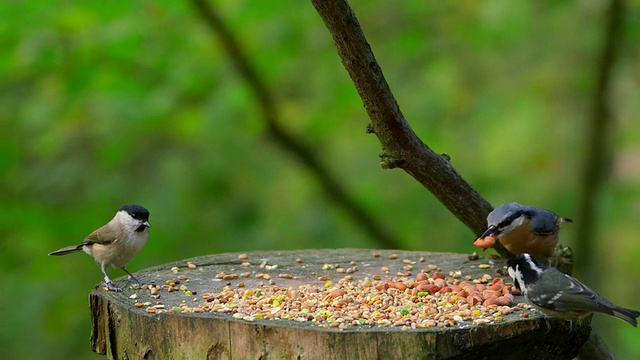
left=310, top=0, right=507, bottom=256
left=311, top=2, right=619, bottom=357
left=190, top=0, right=401, bottom=249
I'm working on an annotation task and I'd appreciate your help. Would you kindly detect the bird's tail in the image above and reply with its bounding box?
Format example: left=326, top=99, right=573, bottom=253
left=612, top=306, right=640, bottom=327
left=48, top=245, right=83, bottom=256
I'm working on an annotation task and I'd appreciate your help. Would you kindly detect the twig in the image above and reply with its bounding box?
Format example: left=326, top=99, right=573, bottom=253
left=310, top=0, right=507, bottom=256
left=189, top=0, right=401, bottom=249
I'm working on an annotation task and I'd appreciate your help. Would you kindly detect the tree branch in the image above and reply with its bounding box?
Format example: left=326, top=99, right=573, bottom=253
left=190, top=0, right=401, bottom=249
left=310, top=0, right=507, bottom=256
left=311, top=2, right=619, bottom=358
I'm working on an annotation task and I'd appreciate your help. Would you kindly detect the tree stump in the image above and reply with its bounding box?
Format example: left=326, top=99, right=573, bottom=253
left=89, top=249, right=590, bottom=359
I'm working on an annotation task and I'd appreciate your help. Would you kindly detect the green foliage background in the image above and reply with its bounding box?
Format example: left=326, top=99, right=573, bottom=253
left=1, top=1, right=639, bottom=358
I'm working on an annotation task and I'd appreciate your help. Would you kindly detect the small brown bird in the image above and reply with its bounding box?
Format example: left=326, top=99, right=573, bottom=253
left=49, top=204, right=151, bottom=291
left=477, top=202, right=571, bottom=259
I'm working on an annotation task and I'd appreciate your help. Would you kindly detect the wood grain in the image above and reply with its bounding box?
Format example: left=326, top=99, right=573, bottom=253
left=90, top=249, right=590, bottom=359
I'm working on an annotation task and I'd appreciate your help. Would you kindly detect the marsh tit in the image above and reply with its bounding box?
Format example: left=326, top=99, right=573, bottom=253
left=49, top=204, right=151, bottom=292
left=508, top=253, right=639, bottom=327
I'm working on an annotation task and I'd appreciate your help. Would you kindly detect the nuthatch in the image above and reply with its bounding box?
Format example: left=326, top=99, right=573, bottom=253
left=49, top=204, right=151, bottom=292
left=478, top=202, right=572, bottom=259
left=508, top=253, right=639, bottom=327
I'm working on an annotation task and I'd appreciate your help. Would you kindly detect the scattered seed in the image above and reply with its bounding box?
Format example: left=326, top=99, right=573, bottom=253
left=238, top=253, right=248, bottom=260
left=161, top=259, right=524, bottom=331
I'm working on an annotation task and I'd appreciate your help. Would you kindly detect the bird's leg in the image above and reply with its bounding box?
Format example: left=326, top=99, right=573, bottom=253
left=100, top=268, right=122, bottom=292
left=531, top=308, right=553, bottom=333
left=123, top=267, right=143, bottom=286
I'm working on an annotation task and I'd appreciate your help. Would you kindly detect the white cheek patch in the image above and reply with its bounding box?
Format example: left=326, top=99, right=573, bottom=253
left=508, top=265, right=525, bottom=292
left=523, top=254, right=544, bottom=276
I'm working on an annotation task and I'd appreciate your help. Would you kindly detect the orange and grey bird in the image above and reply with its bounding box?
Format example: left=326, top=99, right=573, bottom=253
left=508, top=253, right=639, bottom=327
left=478, top=202, right=572, bottom=259
left=49, top=204, right=151, bottom=292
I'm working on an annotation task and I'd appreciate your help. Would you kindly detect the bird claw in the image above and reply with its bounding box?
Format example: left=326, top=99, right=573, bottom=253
left=99, top=282, right=123, bottom=292
left=127, top=275, right=144, bottom=286
left=530, top=309, right=553, bottom=333
left=123, top=268, right=144, bottom=286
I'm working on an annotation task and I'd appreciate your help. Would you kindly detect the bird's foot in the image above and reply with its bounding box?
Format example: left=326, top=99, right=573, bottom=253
left=99, top=282, right=122, bottom=292
left=123, top=268, right=144, bottom=286
left=531, top=309, right=553, bottom=333
left=127, top=275, right=144, bottom=286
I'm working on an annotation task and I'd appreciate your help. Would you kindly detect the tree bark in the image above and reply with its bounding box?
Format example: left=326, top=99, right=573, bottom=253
left=310, top=0, right=506, bottom=256
left=90, top=249, right=590, bottom=359
left=309, top=1, right=618, bottom=358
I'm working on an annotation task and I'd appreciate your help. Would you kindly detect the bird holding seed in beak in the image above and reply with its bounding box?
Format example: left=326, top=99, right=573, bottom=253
left=474, top=202, right=572, bottom=259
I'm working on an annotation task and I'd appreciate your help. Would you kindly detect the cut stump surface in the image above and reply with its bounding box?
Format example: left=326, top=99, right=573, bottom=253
left=90, top=249, right=590, bottom=359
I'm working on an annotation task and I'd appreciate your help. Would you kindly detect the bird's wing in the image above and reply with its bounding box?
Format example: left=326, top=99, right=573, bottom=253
left=529, top=210, right=558, bottom=235
left=530, top=270, right=614, bottom=315
left=82, top=225, right=121, bottom=245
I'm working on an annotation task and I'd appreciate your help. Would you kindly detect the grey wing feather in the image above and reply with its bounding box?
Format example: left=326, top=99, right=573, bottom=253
left=537, top=271, right=615, bottom=315
left=529, top=209, right=559, bottom=234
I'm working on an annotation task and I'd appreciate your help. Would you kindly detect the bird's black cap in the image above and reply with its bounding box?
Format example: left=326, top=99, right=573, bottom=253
left=119, top=204, right=150, bottom=221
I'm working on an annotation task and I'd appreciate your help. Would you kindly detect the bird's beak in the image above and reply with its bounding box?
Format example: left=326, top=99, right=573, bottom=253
left=144, top=221, right=152, bottom=228
left=480, top=226, right=498, bottom=238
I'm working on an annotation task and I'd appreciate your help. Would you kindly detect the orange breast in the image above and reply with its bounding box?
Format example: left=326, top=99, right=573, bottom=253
left=498, top=221, right=558, bottom=258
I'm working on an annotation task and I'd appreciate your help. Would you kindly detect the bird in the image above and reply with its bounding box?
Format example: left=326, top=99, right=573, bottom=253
left=507, top=253, right=639, bottom=327
left=49, top=204, right=151, bottom=292
left=475, top=202, right=572, bottom=259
